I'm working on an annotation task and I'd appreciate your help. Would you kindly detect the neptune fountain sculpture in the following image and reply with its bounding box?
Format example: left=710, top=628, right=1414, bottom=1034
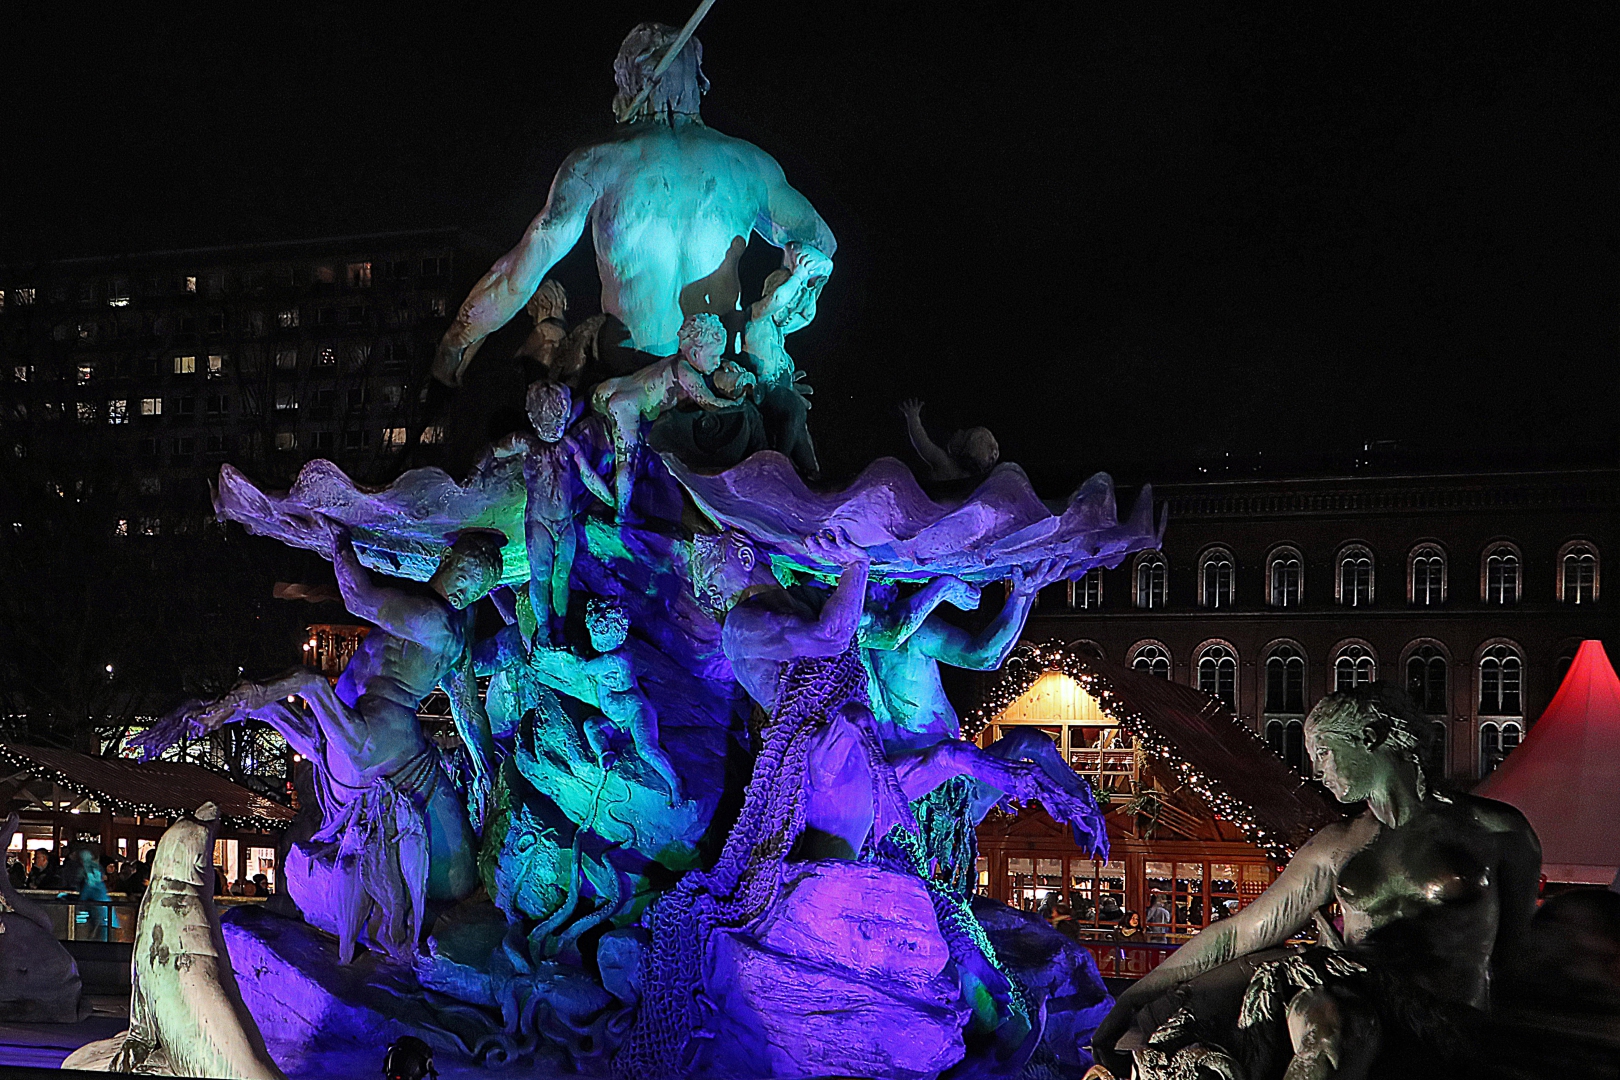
left=127, top=17, right=1161, bottom=1079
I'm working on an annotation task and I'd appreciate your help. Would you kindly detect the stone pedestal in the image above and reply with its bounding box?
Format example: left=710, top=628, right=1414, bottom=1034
left=694, top=860, right=969, bottom=1080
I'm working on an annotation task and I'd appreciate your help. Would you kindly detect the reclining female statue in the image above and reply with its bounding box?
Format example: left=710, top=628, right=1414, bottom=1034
left=1091, top=682, right=1541, bottom=1080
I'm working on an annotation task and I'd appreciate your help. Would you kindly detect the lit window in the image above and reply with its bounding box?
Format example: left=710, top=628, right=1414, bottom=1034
left=421, top=425, right=445, bottom=444
left=1068, top=571, right=1102, bottom=610
left=1134, top=553, right=1168, bottom=609
left=173, top=355, right=197, bottom=375
left=429, top=297, right=447, bottom=317
left=207, top=354, right=225, bottom=377
left=114, top=519, right=128, bottom=537
left=1406, top=645, right=1447, bottom=714
left=12, top=365, right=30, bottom=383
left=1334, top=644, right=1376, bottom=691
left=1199, top=548, right=1235, bottom=609
left=275, top=349, right=298, bottom=370
left=15, top=287, right=34, bottom=305
left=139, top=397, right=162, bottom=416
left=1336, top=545, right=1374, bottom=607
left=1410, top=545, right=1446, bottom=605
left=278, top=308, right=300, bottom=328
left=1267, top=547, right=1302, bottom=607
left=1196, top=644, right=1237, bottom=710
left=275, top=391, right=299, bottom=411
left=1264, top=646, right=1305, bottom=714
left=274, top=431, right=298, bottom=451
left=139, top=515, right=161, bottom=535
left=1483, top=544, right=1520, bottom=605
left=1560, top=543, right=1598, bottom=604
left=108, top=278, right=129, bottom=307
left=1479, top=644, right=1523, bottom=716
left=1479, top=720, right=1522, bottom=778
left=106, top=399, right=128, bottom=425
left=1131, top=644, right=1171, bottom=680
left=184, top=276, right=197, bottom=293
left=382, top=427, right=408, bottom=449
left=76, top=364, right=93, bottom=384
left=347, top=262, right=372, bottom=287
left=76, top=401, right=97, bottom=424
left=0, top=289, right=5, bottom=309
left=318, top=346, right=337, bottom=367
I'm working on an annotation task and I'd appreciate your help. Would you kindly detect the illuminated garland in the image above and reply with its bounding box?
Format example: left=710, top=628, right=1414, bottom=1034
left=963, top=642, right=1298, bottom=859
left=0, top=744, right=291, bottom=832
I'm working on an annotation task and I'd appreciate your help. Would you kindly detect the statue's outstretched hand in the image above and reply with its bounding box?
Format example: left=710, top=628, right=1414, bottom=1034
left=898, top=398, right=924, bottom=421
left=803, top=527, right=868, bottom=569
left=129, top=685, right=253, bottom=760
left=786, top=242, right=833, bottom=282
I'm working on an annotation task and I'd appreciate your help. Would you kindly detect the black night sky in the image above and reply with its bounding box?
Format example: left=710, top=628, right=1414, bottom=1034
left=3, top=4, right=1614, bottom=489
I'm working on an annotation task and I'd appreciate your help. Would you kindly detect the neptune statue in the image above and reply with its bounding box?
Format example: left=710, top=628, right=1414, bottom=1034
left=127, top=17, right=1162, bottom=1080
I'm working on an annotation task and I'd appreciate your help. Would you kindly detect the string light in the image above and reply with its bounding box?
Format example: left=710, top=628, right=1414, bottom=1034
left=963, top=641, right=1302, bottom=859
left=0, top=744, right=292, bottom=832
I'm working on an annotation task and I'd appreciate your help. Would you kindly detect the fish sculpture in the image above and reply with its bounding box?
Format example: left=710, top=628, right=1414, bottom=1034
left=62, top=803, right=286, bottom=1079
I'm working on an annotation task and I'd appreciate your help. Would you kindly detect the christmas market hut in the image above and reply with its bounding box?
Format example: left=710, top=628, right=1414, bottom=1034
left=967, top=643, right=1342, bottom=941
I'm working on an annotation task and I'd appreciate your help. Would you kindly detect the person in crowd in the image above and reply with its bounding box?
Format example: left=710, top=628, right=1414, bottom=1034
left=1098, top=894, right=1123, bottom=924
left=252, top=873, right=270, bottom=897
left=1115, top=910, right=1145, bottom=941
left=1145, top=892, right=1173, bottom=943
left=7, top=853, right=26, bottom=889
left=75, top=849, right=114, bottom=940
left=27, top=849, right=62, bottom=889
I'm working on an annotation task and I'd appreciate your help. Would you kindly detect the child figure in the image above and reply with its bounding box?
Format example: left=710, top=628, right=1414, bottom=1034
left=591, top=312, right=733, bottom=519
left=740, top=241, right=831, bottom=477
left=529, top=598, right=684, bottom=804
left=488, top=380, right=614, bottom=645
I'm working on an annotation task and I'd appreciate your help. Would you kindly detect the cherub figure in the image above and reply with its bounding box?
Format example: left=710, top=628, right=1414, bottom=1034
left=485, top=380, right=614, bottom=645
left=513, top=279, right=569, bottom=377
left=740, top=241, right=830, bottom=477
left=524, top=598, right=683, bottom=804
left=591, top=312, right=732, bottom=519
left=899, top=398, right=1000, bottom=483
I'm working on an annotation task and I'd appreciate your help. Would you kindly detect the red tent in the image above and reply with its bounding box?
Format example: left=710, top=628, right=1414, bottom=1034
left=1476, top=640, right=1620, bottom=884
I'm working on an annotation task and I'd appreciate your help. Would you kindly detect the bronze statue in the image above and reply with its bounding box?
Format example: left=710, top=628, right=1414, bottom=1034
left=1091, top=683, right=1542, bottom=1080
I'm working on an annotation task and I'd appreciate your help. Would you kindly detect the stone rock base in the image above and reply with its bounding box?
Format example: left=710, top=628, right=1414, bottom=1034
left=693, top=860, right=970, bottom=1080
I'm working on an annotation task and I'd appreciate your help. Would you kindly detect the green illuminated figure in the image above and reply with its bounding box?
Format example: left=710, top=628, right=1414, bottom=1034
left=434, top=21, right=836, bottom=380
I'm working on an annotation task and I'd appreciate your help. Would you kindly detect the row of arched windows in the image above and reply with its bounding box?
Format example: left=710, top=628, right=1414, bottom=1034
left=1120, top=540, right=1600, bottom=610
left=1122, top=637, right=1539, bottom=778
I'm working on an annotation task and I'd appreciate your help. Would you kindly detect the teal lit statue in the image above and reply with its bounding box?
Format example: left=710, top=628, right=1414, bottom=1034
left=433, top=22, right=835, bottom=377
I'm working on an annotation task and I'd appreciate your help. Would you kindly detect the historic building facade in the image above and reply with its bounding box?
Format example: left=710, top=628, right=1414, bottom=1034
left=1019, top=467, right=1618, bottom=784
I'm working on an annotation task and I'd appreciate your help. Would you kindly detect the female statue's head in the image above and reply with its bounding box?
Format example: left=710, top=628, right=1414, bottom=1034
left=431, top=531, right=505, bottom=610
left=947, top=427, right=1001, bottom=474
left=1304, top=682, right=1433, bottom=804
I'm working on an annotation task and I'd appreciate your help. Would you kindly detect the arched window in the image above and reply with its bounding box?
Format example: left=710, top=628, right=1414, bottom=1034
left=1266, top=718, right=1307, bottom=775
left=1409, top=544, right=1446, bottom=606
left=1405, top=644, right=1447, bottom=715
left=1196, top=644, right=1237, bottom=711
left=1336, top=544, right=1374, bottom=607
left=1135, top=553, right=1167, bottom=610
left=1426, top=720, right=1448, bottom=779
left=1199, top=548, right=1235, bottom=609
left=1130, top=643, right=1171, bottom=680
left=1479, top=720, right=1523, bottom=777
left=1483, top=544, right=1521, bottom=605
left=1479, top=644, right=1523, bottom=716
left=1068, top=571, right=1103, bottom=610
left=1554, top=651, right=1576, bottom=688
left=1559, top=542, right=1598, bottom=605
left=1333, top=644, right=1376, bottom=692
left=1264, top=645, right=1305, bottom=715
left=1267, top=546, right=1303, bottom=608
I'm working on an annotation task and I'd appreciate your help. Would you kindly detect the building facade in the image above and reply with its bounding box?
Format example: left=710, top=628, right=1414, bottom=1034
left=1021, top=468, right=1618, bottom=784
left=0, top=229, right=494, bottom=754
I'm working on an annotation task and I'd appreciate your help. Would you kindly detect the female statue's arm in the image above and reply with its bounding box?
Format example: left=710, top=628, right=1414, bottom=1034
left=1094, top=821, right=1359, bottom=1059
